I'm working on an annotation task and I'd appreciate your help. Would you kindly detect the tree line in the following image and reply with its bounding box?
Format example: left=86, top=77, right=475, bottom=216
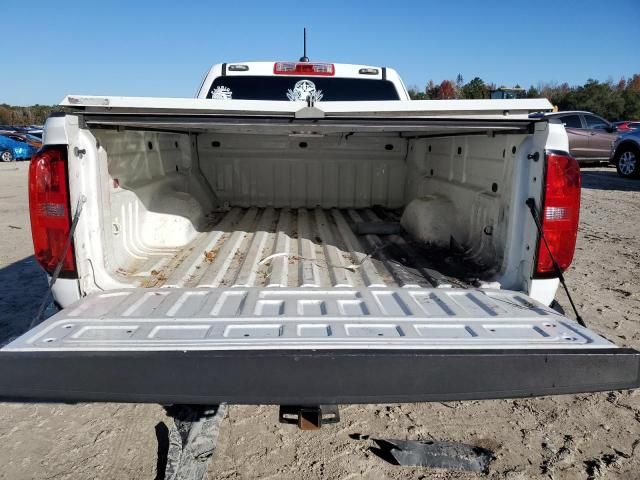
left=408, top=74, right=640, bottom=120
left=0, top=104, right=59, bottom=126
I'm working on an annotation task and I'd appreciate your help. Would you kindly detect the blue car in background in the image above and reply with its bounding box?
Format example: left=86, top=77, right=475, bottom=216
left=0, top=133, right=38, bottom=162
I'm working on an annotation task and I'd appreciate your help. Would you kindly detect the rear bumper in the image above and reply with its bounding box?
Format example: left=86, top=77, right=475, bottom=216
left=0, top=348, right=637, bottom=404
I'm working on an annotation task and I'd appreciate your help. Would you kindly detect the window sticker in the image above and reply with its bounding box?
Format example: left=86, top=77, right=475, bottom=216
left=286, top=80, right=323, bottom=102
left=211, top=86, right=233, bottom=100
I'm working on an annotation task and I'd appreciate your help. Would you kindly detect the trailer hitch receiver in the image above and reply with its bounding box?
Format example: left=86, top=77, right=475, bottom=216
left=279, top=405, right=340, bottom=430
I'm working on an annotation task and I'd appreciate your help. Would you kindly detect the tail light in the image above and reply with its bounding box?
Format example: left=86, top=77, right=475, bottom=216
left=534, top=151, right=581, bottom=277
left=273, top=62, right=335, bottom=76
left=28, top=145, right=77, bottom=277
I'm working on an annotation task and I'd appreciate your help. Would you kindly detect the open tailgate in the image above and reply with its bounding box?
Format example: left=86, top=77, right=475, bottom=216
left=0, top=287, right=638, bottom=404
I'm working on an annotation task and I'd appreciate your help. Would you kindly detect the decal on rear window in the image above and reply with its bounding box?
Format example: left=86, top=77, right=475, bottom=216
left=286, top=80, right=323, bottom=102
left=211, top=86, right=233, bottom=100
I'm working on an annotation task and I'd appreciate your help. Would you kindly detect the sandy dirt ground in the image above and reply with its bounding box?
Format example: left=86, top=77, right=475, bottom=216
left=0, top=162, right=638, bottom=479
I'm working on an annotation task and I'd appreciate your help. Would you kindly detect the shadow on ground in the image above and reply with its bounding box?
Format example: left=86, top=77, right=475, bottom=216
left=581, top=169, right=640, bottom=192
left=0, top=256, right=49, bottom=346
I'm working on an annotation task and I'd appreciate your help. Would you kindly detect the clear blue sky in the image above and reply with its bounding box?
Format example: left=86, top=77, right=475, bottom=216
left=2, top=0, right=639, bottom=105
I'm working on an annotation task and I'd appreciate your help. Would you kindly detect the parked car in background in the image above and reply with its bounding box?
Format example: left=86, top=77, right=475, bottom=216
left=14, top=125, right=44, bottom=138
left=0, top=133, right=38, bottom=162
left=23, top=133, right=43, bottom=149
left=611, top=129, right=640, bottom=178
left=26, top=130, right=43, bottom=140
left=0, top=132, right=43, bottom=149
left=613, top=120, right=640, bottom=132
left=545, top=111, right=618, bottom=163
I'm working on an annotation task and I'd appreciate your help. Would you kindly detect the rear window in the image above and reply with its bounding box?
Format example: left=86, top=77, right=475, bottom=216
left=558, top=115, right=582, bottom=129
left=207, top=76, right=400, bottom=101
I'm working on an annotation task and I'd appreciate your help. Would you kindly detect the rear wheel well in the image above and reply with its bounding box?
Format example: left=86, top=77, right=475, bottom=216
left=613, top=140, right=640, bottom=164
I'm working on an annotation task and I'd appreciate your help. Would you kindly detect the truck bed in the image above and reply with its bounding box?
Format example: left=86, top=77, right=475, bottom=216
left=3, top=99, right=639, bottom=405
left=126, top=207, right=463, bottom=290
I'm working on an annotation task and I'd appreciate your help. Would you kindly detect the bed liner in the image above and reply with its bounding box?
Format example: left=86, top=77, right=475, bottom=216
left=125, top=207, right=477, bottom=291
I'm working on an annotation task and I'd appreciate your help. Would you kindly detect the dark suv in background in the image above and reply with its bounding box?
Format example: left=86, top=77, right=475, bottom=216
left=611, top=129, right=640, bottom=178
left=546, top=111, right=618, bottom=163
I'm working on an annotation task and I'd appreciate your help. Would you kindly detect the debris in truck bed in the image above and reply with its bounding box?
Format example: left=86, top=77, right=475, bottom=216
left=359, top=206, right=493, bottom=286
left=203, top=248, right=219, bottom=263
left=119, top=207, right=490, bottom=289
left=351, top=221, right=402, bottom=236
left=403, top=239, right=495, bottom=287
left=258, top=252, right=369, bottom=273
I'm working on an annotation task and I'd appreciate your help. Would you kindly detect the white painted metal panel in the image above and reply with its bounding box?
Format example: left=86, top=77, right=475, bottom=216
left=60, top=95, right=552, bottom=118
left=5, top=287, right=613, bottom=352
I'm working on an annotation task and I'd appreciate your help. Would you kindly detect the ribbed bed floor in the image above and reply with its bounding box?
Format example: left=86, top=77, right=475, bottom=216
left=129, top=208, right=453, bottom=289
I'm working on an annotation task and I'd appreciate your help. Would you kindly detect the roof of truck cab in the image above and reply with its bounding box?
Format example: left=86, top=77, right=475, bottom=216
left=213, top=61, right=393, bottom=77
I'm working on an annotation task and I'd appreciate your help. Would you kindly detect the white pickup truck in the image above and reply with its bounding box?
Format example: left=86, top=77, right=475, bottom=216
left=1, top=61, right=638, bottom=409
